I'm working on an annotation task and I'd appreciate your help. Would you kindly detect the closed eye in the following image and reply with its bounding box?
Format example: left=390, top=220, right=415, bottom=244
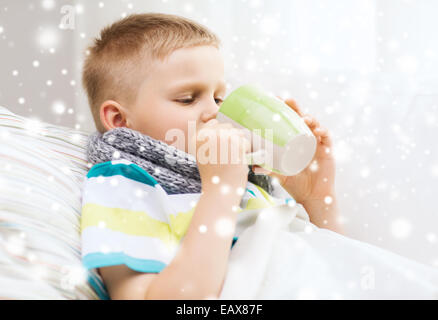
left=177, top=99, right=194, bottom=104
left=177, top=98, right=223, bottom=105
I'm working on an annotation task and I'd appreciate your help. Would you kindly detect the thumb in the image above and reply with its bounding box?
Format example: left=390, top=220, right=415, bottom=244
left=252, top=165, right=288, bottom=187
left=252, top=165, right=272, bottom=175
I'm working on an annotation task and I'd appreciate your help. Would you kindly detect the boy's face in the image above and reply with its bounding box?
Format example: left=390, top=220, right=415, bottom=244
left=105, top=45, right=226, bottom=155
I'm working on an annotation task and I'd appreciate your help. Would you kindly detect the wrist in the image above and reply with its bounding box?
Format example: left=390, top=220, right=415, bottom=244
left=202, top=178, right=246, bottom=194
left=201, top=183, right=245, bottom=205
left=300, top=189, right=337, bottom=205
left=300, top=194, right=344, bottom=235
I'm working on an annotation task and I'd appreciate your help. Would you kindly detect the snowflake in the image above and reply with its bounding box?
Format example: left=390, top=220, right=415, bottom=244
left=309, top=160, right=319, bottom=172
left=396, top=55, right=419, bottom=74
left=52, top=100, right=66, bottom=115
left=75, top=4, right=84, bottom=14
left=259, top=16, right=280, bottom=35
left=110, top=177, right=119, bottom=186
left=324, top=196, right=333, bottom=205
left=37, top=27, right=59, bottom=50
left=390, top=218, right=412, bottom=239
left=215, top=217, right=234, bottom=238
left=60, top=265, right=88, bottom=290
left=220, top=184, right=230, bottom=194
left=426, top=233, right=436, bottom=243
left=41, top=0, right=55, bottom=11
left=5, top=234, right=26, bottom=255
left=236, top=187, right=245, bottom=196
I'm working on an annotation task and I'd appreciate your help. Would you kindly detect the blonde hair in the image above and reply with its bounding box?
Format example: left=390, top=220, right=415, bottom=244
left=82, top=13, right=221, bottom=133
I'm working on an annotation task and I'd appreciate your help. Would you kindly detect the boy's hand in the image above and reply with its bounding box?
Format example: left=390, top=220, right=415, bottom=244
left=252, top=98, right=336, bottom=204
left=191, top=119, right=251, bottom=193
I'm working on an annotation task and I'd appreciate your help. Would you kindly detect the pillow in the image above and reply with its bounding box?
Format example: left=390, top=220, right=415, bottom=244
left=0, top=106, right=108, bottom=300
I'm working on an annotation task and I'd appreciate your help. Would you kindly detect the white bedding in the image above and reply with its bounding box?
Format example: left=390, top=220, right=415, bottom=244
left=219, top=203, right=438, bottom=300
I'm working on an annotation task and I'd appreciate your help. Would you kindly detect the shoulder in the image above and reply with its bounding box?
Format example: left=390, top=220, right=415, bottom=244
left=81, top=159, right=165, bottom=213
left=86, top=159, right=158, bottom=187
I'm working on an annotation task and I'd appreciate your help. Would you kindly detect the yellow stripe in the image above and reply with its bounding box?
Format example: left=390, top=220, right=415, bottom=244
left=169, top=205, right=245, bottom=238
left=245, top=198, right=271, bottom=210
left=81, top=203, right=179, bottom=246
left=81, top=188, right=270, bottom=247
left=169, top=207, right=195, bottom=239
left=253, top=184, right=276, bottom=206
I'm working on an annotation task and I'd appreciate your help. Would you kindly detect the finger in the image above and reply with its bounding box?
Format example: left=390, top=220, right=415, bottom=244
left=230, top=134, right=250, bottom=152
left=235, top=128, right=246, bottom=136
left=252, top=165, right=271, bottom=175
left=303, top=115, right=320, bottom=129
left=240, top=136, right=251, bottom=152
left=219, top=126, right=246, bottom=140
left=202, top=119, right=219, bottom=127
left=284, top=99, right=304, bottom=117
left=313, top=126, right=327, bottom=136
left=211, top=123, right=234, bottom=136
left=276, top=96, right=304, bottom=117
left=218, top=122, right=234, bottom=130
left=314, top=127, right=332, bottom=147
left=239, top=137, right=252, bottom=164
left=313, top=127, right=325, bottom=144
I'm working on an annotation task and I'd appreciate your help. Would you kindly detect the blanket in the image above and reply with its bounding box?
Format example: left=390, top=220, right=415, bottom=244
left=219, top=204, right=438, bottom=299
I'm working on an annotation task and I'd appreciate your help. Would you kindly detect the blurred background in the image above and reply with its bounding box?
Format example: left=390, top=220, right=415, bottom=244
left=0, top=0, right=437, bottom=268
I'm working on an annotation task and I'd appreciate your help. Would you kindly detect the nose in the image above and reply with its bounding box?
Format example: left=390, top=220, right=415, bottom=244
left=200, top=98, right=220, bottom=123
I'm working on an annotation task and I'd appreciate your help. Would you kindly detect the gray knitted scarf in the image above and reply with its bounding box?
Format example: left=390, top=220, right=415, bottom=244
left=86, top=127, right=274, bottom=195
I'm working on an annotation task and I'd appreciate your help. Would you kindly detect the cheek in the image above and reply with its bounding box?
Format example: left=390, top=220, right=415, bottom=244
left=154, top=117, right=190, bottom=152
left=129, top=107, right=163, bottom=139
left=160, top=116, right=189, bottom=139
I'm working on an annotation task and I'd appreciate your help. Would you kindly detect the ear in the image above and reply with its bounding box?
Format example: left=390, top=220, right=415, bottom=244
left=100, top=100, right=130, bottom=131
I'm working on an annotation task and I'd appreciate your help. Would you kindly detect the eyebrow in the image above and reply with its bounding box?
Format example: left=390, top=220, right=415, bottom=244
left=170, top=81, right=227, bottom=93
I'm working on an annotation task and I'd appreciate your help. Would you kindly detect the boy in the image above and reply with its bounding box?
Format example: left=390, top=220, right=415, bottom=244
left=81, top=12, right=343, bottom=300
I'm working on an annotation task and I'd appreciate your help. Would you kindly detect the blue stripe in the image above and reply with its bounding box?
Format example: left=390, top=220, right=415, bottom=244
left=83, top=239, right=239, bottom=299
left=246, top=189, right=256, bottom=197
left=83, top=252, right=167, bottom=273
left=86, top=161, right=158, bottom=187
left=86, top=272, right=110, bottom=300
left=231, top=236, right=238, bottom=249
left=84, top=238, right=239, bottom=268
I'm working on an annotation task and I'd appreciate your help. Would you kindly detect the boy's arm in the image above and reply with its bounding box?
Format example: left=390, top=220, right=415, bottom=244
left=99, top=183, right=241, bottom=300
left=302, top=193, right=345, bottom=235
left=145, top=183, right=241, bottom=299
left=98, top=265, right=157, bottom=300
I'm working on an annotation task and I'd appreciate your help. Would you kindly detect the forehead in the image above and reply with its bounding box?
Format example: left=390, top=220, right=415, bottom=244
left=147, top=45, right=224, bottom=83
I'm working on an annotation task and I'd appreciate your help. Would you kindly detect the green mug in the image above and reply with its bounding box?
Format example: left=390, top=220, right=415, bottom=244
left=216, top=84, right=317, bottom=176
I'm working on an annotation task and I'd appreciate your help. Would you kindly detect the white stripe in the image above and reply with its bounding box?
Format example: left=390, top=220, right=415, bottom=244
left=167, top=192, right=201, bottom=212
left=246, top=182, right=268, bottom=202
left=111, top=159, right=134, bottom=165
left=83, top=175, right=166, bottom=223
left=247, top=181, right=285, bottom=205
left=81, top=226, right=178, bottom=263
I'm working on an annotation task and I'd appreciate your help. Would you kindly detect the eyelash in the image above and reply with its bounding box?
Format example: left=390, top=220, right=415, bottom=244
left=178, top=98, right=223, bottom=105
